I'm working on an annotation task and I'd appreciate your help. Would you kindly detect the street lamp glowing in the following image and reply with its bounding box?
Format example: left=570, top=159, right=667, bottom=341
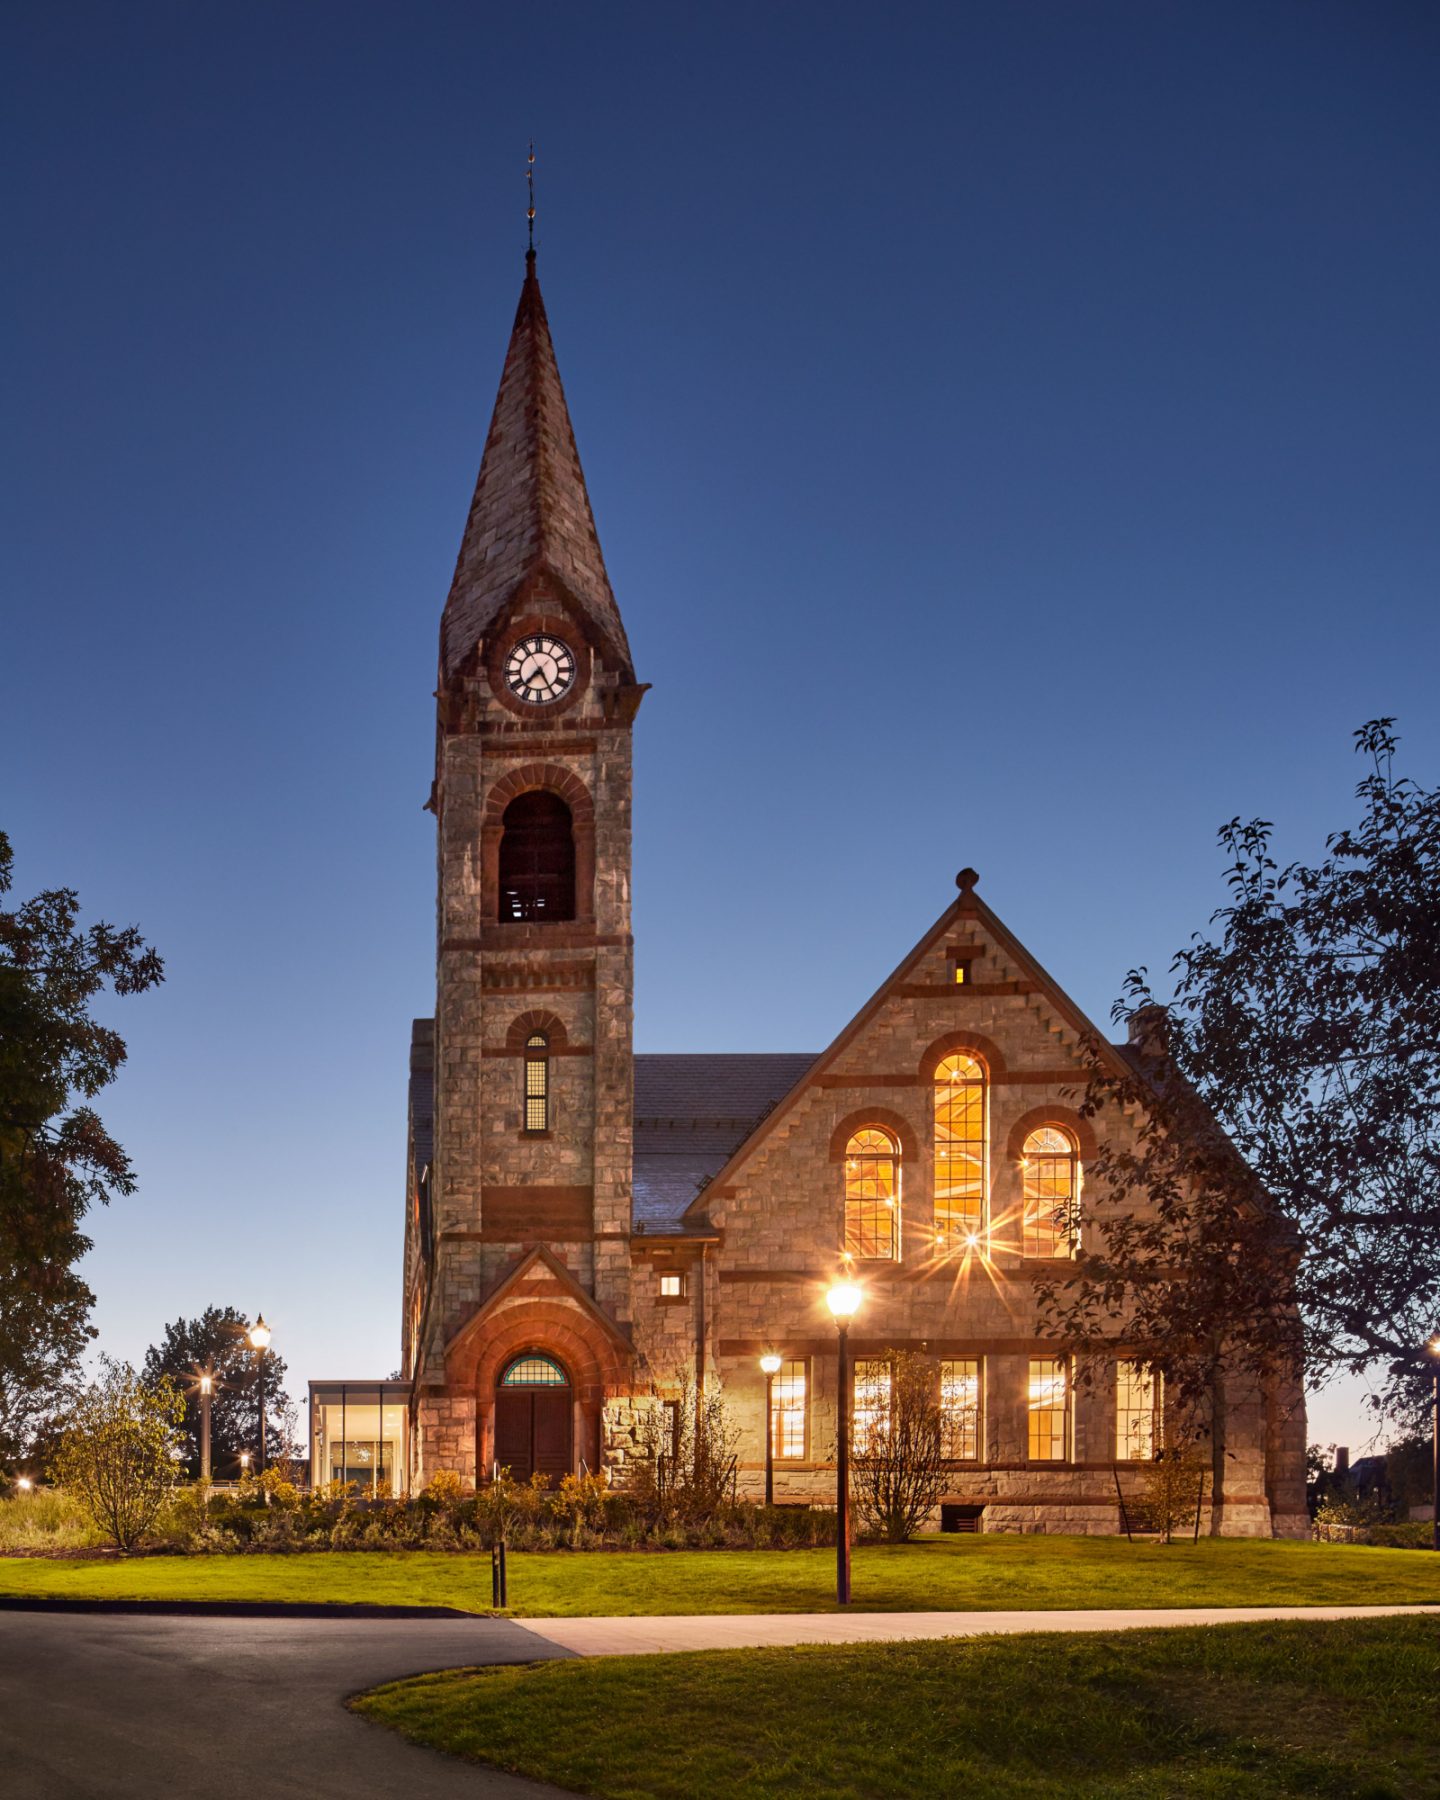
left=199, top=1373, right=213, bottom=1396
left=826, top=1281, right=862, bottom=1321
left=239, top=1451, right=251, bottom=1471
left=248, top=1315, right=271, bottom=1351
left=16, top=1476, right=32, bottom=1493
left=1427, top=1334, right=1440, bottom=1358
left=759, top=1353, right=783, bottom=1376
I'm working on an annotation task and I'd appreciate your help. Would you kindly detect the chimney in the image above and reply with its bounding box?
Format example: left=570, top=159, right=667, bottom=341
left=1334, top=1446, right=1349, bottom=1476
left=1127, top=1004, right=1171, bottom=1061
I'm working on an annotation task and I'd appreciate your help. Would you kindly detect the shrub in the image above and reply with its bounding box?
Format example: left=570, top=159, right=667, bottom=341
left=852, top=1350, right=946, bottom=1544
left=51, top=1359, right=185, bottom=1551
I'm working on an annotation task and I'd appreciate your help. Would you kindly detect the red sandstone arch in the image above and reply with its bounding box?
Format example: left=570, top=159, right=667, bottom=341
left=504, top=1010, right=570, bottom=1054
left=481, top=764, right=596, bottom=923
left=1004, top=1105, right=1098, bottom=1166
left=917, top=1031, right=1007, bottom=1081
left=827, top=1106, right=920, bottom=1166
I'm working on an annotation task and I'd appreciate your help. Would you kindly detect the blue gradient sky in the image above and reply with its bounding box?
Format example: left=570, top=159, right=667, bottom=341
left=5, top=3, right=1437, bottom=1451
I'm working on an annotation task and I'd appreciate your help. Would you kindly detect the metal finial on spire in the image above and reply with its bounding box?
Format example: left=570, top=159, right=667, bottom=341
left=526, top=143, right=536, bottom=257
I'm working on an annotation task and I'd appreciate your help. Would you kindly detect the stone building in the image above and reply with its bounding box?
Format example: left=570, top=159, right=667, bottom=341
left=391, top=249, right=1308, bottom=1536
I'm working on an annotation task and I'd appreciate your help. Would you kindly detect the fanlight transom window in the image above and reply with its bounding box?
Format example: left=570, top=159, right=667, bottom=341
left=1021, top=1125, right=1079, bottom=1257
left=934, top=1053, right=987, bottom=1246
left=843, top=1127, right=899, bottom=1261
left=500, top=1354, right=569, bottom=1388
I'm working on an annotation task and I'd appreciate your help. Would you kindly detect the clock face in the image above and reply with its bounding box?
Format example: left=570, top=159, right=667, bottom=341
left=504, top=634, right=576, bottom=705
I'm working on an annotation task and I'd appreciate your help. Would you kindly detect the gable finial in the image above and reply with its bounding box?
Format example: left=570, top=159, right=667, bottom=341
left=956, top=867, right=979, bottom=893
left=526, top=142, right=536, bottom=261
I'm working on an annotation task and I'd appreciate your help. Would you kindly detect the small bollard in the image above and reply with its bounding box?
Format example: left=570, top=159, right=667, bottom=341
left=491, top=1540, right=509, bottom=1609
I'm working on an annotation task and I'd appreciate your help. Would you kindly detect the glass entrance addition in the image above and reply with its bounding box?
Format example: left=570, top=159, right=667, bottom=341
left=308, top=1380, right=409, bottom=1496
left=493, top=1353, right=572, bottom=1482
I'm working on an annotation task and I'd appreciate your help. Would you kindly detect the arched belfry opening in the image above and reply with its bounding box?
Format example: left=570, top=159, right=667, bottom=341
left=498, top=791, right=576, bottom=922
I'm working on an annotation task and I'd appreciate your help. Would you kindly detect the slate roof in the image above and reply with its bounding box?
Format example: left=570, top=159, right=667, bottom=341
left=633, top=1053, right=818, bottom=1233
left=403, top=1036, right=817, bottom=1235
left=439, top=253, right=634, bottom=688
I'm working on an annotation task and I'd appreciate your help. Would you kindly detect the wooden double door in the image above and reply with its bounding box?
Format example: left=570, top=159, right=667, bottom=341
left=493, top=1386, right=572, bottom=1482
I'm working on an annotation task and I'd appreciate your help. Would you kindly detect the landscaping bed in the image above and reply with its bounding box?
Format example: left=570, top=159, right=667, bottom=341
left=352, top=1615, right=1440, bottom=1799
left=3, top=1535, right=1439, bottom=1616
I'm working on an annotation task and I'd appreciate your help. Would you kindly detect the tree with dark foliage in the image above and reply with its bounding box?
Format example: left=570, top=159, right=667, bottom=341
left=1038, top=721, right=1440, bottom=1449
left=142, top=1306, right=292, bottom=1477
left=0, top=831, right=163, bottom=1467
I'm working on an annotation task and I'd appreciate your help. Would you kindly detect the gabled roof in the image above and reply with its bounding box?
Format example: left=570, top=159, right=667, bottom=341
left=445, top=1243, right=631, bottom=1363
left=439, top=252, right=633, bottom=687
left=633, top=1053, right=818, bottom=1233
left=679, top=871, right=1137, bottom=1223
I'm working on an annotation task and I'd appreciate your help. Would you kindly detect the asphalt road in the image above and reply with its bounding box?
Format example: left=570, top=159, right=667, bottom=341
left=0, top=1612, right=575, bottom=1799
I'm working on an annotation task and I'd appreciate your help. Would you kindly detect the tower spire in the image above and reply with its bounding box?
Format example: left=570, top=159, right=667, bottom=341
left=439, top=233, right=634, bottom=691
left=526, top=143, right=536, bottom=260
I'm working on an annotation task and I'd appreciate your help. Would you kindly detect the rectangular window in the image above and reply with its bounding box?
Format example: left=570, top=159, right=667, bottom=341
left=1116, top=1361, right=1161, bottom=1461
left=1028, top=1357, right=1069, bottom=1462
left=771, top=1358, right=808, bottom=1460
left=657, top=1271, right=685, bottom=1299
left=661, top=1399, right=681, bottom=1465
left=952, top=958, right=972, bottom=985
left=852, top=1359, right=892, bottom=1455
left=940, top=1358, right=982, bottom=1461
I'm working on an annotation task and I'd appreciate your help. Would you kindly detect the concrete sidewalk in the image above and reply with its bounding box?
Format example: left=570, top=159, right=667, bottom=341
left=514, top=1601, right=1438, bottom=1657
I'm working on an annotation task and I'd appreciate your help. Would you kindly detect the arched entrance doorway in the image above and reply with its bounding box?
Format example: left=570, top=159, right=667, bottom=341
left=493, top=1352, right=572, bottom=1482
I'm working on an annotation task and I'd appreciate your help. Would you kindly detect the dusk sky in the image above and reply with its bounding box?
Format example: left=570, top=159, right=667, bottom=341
left=5, top=3, right=1437, bottom=1451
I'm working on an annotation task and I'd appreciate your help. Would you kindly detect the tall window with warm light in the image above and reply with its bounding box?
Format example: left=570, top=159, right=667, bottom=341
left=940, top=1358, right=982, bottom=1460
left=934, top=1054, right=987, bottom=1245
left=852, top=1359, right=892, bottom=1453
left=1116, top=1360, right=1161, bottom=1460
left=1028, top=1356, right=1069, bottom=1461
left=1022, top=1125, right=1079, bottom=1256
left=843, top=1128, right=900, bottom=1260
left=771, top=1358, right=808, bottom=1460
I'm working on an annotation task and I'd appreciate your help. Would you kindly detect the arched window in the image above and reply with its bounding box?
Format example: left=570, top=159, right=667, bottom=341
left=498, top=791, right=576, bottom=922
left=934, top=1054, right=987, bottom=1246
left=523, top=1032, right=549, bottom=1133
left=844, top=1127, right=900, bottom=1260
left=1022, top=1126, right=1079, bottom=1256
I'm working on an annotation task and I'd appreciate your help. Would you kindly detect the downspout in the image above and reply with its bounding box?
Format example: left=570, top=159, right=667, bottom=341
left=695, top=1242, right=709, bottom=1429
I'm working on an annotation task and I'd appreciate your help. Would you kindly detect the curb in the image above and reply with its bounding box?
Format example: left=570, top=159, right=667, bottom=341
left=0, top=1597, right=480, bottom=1619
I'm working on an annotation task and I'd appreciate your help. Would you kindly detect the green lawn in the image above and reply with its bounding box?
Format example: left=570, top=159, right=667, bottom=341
left=2, top=1535, right=1438, bottom=1615
left=353, top=1617, right=1440, bottom=1799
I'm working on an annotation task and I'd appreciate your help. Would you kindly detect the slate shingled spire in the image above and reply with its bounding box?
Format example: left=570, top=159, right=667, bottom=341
left=439, top=251, right=633, bottom=687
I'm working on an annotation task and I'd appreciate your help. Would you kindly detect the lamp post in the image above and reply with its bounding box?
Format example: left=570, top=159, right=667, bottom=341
left=1427, top=1333, right=1440, bottom=1555
left=826, top=1278, right=862, bottom=1605
left=239, top=1450, right=251, bottom=1477
left=759, top=1353, right=782, bottom=1508
left=198, top=1370, right=214, bottom=1500
left=247, top=1315, right=272, bottom=1476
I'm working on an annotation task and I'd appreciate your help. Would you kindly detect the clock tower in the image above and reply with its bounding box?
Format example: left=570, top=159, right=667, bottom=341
left=406, top=248, right=645, bottom=1484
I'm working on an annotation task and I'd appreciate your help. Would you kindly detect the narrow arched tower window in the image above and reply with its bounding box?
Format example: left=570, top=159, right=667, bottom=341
left=524, top=1032, right=550, bottom=1132
left=498, top=791, right=576, bottom=922
left=934, top=1054, right=987, bottom=1247
left=1022, top=1126, right=1079, bottom=1256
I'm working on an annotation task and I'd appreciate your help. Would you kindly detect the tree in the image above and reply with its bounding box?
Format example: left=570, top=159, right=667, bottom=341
left=1038, top=720, right=1440, bottom=1437
left=851, top=1350, right=947, bottom=1544
left=0, top=831, right=163, bottom=1466
left=141, top=1306, right=291, bottom=1478
left=52, top=1358, right=185, bottom=1550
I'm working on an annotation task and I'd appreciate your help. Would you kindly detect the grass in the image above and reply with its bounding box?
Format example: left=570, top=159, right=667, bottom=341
left=352, top=1616, right=1440, bottom=1799
left=0, top=1488, right=101, bottom=1552
left=2, top=1534, right=1439, bottom=1615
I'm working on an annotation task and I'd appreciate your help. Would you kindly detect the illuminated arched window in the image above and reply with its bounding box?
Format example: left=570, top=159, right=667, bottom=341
left=523, top=1032, right=550, bottom=1133
left=498, top=791, right=576, bottom=921
left=1022, top=1126, right=1079, bottom=1257
left=843, top=1128, right=899, bottom=1261
left=934, top=1054, right=987, bottom=1246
